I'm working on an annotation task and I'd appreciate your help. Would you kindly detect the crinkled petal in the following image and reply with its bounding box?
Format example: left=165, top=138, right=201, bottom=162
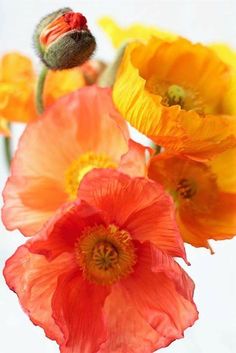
left=29, top=200, right=106, bottom=260
left=78, top=169, right=186, bottom=260
left=113, top=38, right=236, bottom=159
left=2, top=86, right=129, bottom=236
left=120, top=242, right=198, bottom=349
left=99, top=284, right=160, bottom=353
left=52, top=269, right=110, bottom=353
left=3, top=245, right=76, bottom=343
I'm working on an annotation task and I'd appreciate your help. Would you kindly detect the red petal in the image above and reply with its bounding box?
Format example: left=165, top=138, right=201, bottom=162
left=78, top=169, right=186, bottom=259
left=100, top=285, right=160, bottom=353
left=3, top=245, right=76, bottom=343
left=120, top=242, right=198, bottom=349
left=52, top=269, right=110, bottom=353
left=30, top=200, right=105, bottom=260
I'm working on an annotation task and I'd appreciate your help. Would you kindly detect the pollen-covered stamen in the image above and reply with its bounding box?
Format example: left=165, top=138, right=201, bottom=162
left=166, top=84, right=186, bottom=107
left=176, top=178, right=196, bottom=199
left=39, top=12, right=88, bottom=48
left=75, top=224, right=136, bottom=285
left=146, top=77, right=207, bottom=113
left=92, top=242, right=119, bottom=270
left=65, top=152, right=117, bottom=200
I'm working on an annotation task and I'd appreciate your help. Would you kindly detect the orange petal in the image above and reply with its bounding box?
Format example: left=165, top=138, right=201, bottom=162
left=43, top=67, right=86, bottom=108
left=149, top=152, right=236, bottom=249
left=0, top=52, right=37, bottom=123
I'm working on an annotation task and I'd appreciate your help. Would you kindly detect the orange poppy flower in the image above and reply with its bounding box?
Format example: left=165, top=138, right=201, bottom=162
left=4, top=168, right=197, bottom=353
left=148, top=149, right=236, bottom=251
left=0, top=52, right=94, bottom=127
left=2, top=86, right=149, bottom=236
left=113, top=37, right=236, bottom=159
left=0, top=52, right=37, bottom=124
left=98, top=17, right=176, bottom=48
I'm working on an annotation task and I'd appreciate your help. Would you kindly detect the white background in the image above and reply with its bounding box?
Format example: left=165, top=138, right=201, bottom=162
left=0, top=1, right=236, bottom=353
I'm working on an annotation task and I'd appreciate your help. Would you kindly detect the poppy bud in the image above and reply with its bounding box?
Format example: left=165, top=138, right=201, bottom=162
left=34, top=8, right=96, bottom=70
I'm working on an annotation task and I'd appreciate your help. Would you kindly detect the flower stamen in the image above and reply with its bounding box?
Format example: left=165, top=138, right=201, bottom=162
left=65, top=152, right=117, bottom=199
left=75, top=224, right=136, bottom=285
left=176, top=178, right=196, bottom=199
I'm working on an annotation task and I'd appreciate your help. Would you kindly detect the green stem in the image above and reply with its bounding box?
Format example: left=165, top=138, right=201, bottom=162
left=36, top=65, right=48, bottom=114
left=4, top=124, right=11, bottom=169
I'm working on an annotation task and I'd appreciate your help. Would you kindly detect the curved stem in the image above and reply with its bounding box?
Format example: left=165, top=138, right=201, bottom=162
left=4, top=125, right=11, bottom=169
left=36, top=65, right=48, bottom=114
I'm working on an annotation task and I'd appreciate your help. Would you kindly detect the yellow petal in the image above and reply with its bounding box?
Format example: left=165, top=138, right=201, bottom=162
left=210, top=147, right=236, bottom=193
left=210, top=44, right=236, bottom=115
left=0, top=116, right=10, bottom=136
left=210, top=43, right=236, bottom=69
left=98, top=16, right=176, bottom=48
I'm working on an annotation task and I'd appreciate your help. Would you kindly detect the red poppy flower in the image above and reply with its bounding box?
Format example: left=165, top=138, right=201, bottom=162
left=4, top=169, right=197, bottom=353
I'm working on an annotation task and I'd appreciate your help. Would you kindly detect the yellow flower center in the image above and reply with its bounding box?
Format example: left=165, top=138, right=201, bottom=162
left=166, top=84, right=186, bottom=107
left=65, top=152, right=117, bottom=199
left=75, top=224, right=136, bottom=285
left=176, top=178, right=197, bottom=200
left=146, top=78, right=207, bottom=113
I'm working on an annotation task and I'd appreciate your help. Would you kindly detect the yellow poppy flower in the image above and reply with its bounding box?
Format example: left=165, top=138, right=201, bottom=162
left=113, top=37, right=236, bottom=159
left=210, top=43, right=236, bottom=115
left=98, top=16, right=176, bottom=48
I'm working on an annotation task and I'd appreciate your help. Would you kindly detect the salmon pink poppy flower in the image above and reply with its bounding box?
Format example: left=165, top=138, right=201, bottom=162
left=2, top=85, right=149, bottom=236
left=148, top=149, right=236, bottom=251
left=113, top=37, right=236, bottom=160
left=4, top=169, right=198, bottom=353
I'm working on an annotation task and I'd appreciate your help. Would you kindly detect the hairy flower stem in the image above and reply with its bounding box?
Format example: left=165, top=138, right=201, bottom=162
left=36, top=65, right=48, bottom=114
left=4, top=124, right=11, bottom=169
